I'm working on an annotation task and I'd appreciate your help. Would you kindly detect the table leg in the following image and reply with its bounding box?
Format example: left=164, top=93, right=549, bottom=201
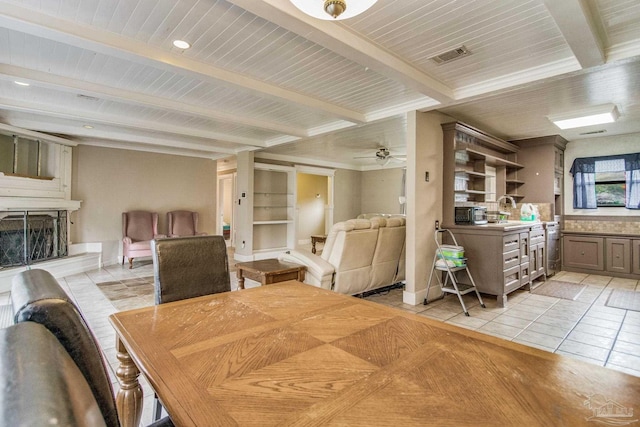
left=115, top=337, right=143, bottom=427
left=311, top=238, right=317, bottom=254
left=237, top=269, right=245, bottom=289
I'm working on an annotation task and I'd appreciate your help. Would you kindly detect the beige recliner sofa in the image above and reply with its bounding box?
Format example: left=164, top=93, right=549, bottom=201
left=279, top=217, right=405, bottom=295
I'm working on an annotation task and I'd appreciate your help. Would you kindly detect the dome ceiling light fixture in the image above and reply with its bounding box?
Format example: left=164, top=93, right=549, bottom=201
left=290, top=0, right=378, bottom=20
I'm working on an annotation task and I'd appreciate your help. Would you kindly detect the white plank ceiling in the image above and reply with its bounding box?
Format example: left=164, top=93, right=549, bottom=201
left=0, top=0, right=639, bottom=169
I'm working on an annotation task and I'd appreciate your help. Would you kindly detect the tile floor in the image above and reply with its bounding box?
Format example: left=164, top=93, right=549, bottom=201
left=1, top=263, right=639, bottom=426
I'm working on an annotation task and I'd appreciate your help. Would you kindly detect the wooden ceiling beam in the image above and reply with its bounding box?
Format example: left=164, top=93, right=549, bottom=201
left=0, top=2, right=366, bottom=124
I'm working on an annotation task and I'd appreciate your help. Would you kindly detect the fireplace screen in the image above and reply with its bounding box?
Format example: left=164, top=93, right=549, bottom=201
left=0, top=211, right=68, bottom=268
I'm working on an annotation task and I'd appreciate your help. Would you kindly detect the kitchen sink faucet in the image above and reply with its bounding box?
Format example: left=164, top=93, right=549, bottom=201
left=497, top=195, right=517, bottom=209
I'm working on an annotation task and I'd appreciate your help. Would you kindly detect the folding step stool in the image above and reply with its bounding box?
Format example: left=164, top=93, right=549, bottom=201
left=424, top=229, right=486, bottom=316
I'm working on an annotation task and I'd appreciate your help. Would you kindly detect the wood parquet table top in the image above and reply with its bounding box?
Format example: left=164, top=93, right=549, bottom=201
left=110, top=281, right=640, bottom=427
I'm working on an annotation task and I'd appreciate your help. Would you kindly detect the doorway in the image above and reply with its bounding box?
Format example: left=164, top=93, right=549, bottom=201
left=295, top=166, right=335, bottom=250
left=217, top=172, right=235, bottom=247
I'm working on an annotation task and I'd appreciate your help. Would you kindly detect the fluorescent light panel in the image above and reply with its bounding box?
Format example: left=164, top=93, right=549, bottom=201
left=549, top=104, right=619, bottom=130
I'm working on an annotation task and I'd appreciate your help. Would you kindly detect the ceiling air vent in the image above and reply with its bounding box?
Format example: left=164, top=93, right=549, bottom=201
left=430, top=45, right=470, bottom=65
left=77, top=94, right=100, bottom=102
left=579, top=129, right=607, bottom=135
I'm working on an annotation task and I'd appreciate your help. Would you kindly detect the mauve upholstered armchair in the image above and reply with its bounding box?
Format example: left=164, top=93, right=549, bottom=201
left=166, top=210, right=207, bottom=237
left=122, top=211, right=165, bottom=269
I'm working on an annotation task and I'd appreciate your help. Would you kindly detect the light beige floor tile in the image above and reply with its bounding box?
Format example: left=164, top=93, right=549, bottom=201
left=556, top=272, right=588, bottom=283
left=581, top=275, right=612, bottom=286
left=466, top=305, right=502, bottom=321
left=565, top=330, right=614, bottom=349
left=572, top=322, right=619, bottom=339
left=513, top=330, right=563, bottom=350
left=477, top=321, right=522, bottom=339
left=502, top=307, right=542, bottom=321
left=525, top=321, right=573, bottom=339
left=617, top=330, right=640, bottom=345
left=532, top=314, right=578, bottom=330
left=492, top=314, right=532, bottom=329
left=508, top=301, right=551, bottom=315
left=612, top=339, right=640, bottom=356
left=577, top=315, right=622, bottom=331
left=446, top=314, right=488, bottom=330
left=416, top=308, right=457, bottom=321
left=606, top=351, right=640, bottom=373
left=556, top=340, right=610, bottom=361
left=607, top=277, right=638, bottom=289
left=511, top=338, right=555, bottom=353
left=583, top=309, right=625, bottom=323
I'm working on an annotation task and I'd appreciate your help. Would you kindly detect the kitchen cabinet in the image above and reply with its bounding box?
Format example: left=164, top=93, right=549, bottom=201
left=633, top=240, right=640, bottom=275
left=446, top=223, right=543, bottom=307
left=563, top=235, right=604, bottom=271
left=605, top=238, right=631, bottom=274
left=562, top=233, right=640, bottom=279
left=529, top=226, right=546, bottom=282
left=442, top=121, right=522, bottom=225
left=511, top=136, right=567, bottom=218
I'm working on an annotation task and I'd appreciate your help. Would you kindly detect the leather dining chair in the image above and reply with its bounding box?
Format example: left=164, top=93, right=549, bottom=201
left=11, top=269, right=174, bottom=427
left=150, top=235, right=231, bottom=420
left=166, top=210, right=207, bottom=237
left=122, top=211, right=164, bottom=269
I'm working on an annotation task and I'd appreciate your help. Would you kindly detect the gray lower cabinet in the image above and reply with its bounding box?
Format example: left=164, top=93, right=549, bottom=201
left=633, top=240, right=640, bottom=275
left=562, top=233, right=640, bottom=279
left=606, top=238, right=631, bottom=274
left=563, top=235, right=604, bottom=271
left=445, top=224, right=542, bottom=307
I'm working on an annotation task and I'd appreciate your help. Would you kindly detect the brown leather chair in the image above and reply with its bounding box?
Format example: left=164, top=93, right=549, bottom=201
left=0, top=322, right=107, bottom=427
left=10, top=269, right=174, bottom=427
left=151, top=235, right=231, bottom=304
left=166, top=210, right=207, bottom=237
left=150, top=235, right=231, bottom=419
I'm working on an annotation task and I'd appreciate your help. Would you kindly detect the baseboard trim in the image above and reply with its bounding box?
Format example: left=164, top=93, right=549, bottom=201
left=0, top=252, right=101, bottom=293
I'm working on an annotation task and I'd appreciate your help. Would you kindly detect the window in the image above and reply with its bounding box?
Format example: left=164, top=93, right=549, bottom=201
left=595, top=158, right=625, bottom=207
left=570, top=153, right=640, bottom=210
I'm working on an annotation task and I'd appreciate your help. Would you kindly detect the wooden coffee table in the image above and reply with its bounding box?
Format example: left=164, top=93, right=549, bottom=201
left=235, top=258, right=306, bottom=289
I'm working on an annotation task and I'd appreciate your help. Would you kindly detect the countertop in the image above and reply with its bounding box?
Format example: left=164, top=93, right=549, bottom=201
left=445, top=221, right=546, bottom=232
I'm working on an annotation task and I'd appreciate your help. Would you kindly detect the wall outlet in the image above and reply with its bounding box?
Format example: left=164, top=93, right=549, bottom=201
left=435, top=220, right=440, bottom=230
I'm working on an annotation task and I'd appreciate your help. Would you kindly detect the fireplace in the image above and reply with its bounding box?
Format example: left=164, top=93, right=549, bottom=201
left=0, top=211, right=68, bottom=268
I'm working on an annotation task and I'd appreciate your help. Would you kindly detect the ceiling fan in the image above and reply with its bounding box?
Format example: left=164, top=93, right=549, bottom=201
left=354, top=148, right=406, bottom=166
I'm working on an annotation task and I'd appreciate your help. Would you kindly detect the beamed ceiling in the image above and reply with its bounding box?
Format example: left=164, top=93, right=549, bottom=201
left=1, top=0, right=640, bottom=170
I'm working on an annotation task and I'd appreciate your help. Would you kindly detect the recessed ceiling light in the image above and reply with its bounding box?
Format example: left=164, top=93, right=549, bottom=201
left=14, top=81, right=30, bottom=86
left=83, top=125, right=94, bottom=129
left=172, top=40, right=191, bottom=49
left=549, top=104, right=619, bottom=130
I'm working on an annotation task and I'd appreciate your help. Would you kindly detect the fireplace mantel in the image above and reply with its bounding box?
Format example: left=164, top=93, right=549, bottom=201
left=0, top=197, right=81, bottom=212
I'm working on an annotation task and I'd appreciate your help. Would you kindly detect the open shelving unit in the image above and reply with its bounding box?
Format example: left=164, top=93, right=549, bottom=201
left=252, top=163, right=296, bottom=256
left=443, top=121, right=524, bottom=224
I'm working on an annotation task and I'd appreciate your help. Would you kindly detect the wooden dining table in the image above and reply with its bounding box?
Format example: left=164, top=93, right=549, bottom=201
left=109, top=281, right=640, bottom=427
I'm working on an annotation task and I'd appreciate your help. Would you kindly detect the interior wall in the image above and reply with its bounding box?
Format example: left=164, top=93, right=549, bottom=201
left=404, top=110, right=450, bottom=305
left=361, top=168, right=405, bottom=214
left=564, top=132, right=640, bottom=217
left=333, top=168, right=362, bottom=222
left=71, top=145, right=217, bottom=264
left=296, top=173, right=328, bottom=243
